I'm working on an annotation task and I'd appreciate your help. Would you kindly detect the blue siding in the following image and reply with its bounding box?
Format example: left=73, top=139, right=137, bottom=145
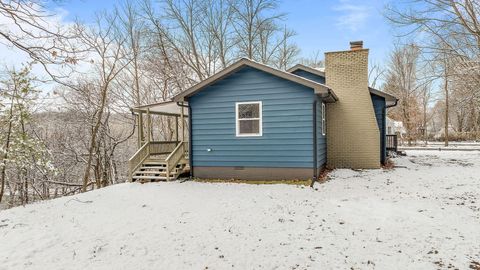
left=371, top=93, right=386, bottom=164
left=290, top=69, right=327, bottom=168
left=291, top=70, right=325, bottom=84
left=189, top=66, right=316, bottom=168
left=316, top=96, right=327, bottom=168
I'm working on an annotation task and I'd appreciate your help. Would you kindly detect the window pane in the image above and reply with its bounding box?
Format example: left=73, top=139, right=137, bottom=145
left=239, top=120, right=259, bottom=134
left=238, top=103, right=259, bottom=119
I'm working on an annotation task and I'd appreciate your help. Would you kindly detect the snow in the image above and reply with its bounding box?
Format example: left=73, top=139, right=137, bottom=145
left=400, top=142, right=480, bottom=151
left=1, top=150, right=480, bottom=269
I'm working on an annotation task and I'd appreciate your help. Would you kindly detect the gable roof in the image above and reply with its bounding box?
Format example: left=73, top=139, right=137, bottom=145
left=287, top=64, right=325, bottom=77
left=173, top=58, right=337, bottom=102
left=288, top=64, right=398, bottom=107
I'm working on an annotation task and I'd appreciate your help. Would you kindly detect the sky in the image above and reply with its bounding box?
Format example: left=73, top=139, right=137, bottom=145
left=50, top=0, right=397, bottom=63
left=1, top=0, right=400, bottom=76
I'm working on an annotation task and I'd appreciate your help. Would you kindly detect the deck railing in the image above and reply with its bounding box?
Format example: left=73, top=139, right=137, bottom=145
left=128, top=142, right=150, bottom=181
left=165, top=141, right=189, bottom=181
left=386, top=134, right=398, bottom=153
left=128, top=141, right=180, bottom=181
left=149, top=141, right=178, bottom=155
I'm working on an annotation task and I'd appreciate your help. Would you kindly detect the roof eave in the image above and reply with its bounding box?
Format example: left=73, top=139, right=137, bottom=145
left=368, top=87, right=398, bottom=107
left=315, top=86, right=338, bottom=103
left=287, top=64, right=325, bottom=77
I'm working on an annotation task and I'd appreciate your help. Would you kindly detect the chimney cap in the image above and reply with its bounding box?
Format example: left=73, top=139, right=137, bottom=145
left=350, top=40, right=363, bottom=50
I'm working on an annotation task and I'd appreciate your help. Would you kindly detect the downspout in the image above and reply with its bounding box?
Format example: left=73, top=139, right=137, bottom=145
left=311, top=99, right=318, bottom=188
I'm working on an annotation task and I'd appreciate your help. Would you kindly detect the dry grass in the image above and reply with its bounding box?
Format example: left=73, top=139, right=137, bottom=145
left=382, top=158, right=395, bottom=170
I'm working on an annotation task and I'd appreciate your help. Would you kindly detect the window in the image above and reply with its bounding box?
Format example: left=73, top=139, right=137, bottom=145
left=236, top=101, right=262, bottom=136
left=321, top=102, right=326, bottom=136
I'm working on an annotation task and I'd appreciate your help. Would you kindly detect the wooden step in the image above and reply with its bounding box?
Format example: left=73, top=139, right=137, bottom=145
left=143, top=161, right=166, bottom=165
left=132, top=175, right=168, bottom=181
left=139, top=166, right=166, bottom=170
left=135, top=170, right=169, bottom=175
left=135, top=168, right=182, bottom=174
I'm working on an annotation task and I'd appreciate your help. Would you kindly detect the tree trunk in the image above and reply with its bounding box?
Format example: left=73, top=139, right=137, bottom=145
left=444, top=71, right=449, bottom=146
left=81, top=85, right=109, bottom=192
left=0, top=85, right=17, bottom=203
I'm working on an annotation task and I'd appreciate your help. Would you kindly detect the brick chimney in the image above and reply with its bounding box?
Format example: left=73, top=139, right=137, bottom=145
left=324, top=41, right=380, bottom=169
left=350, top=41, right=363, bottom=50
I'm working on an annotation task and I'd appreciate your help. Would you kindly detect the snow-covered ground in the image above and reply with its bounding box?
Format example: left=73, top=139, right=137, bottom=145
left=399, top=141, right=480, bottom=151
left=1, top=150, right=480, bottom=270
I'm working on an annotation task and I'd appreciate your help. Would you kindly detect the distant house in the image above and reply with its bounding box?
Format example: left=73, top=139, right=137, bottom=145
left=129, top=41, right=398, bottom=182
left=386, top=117, right=406, bottom=136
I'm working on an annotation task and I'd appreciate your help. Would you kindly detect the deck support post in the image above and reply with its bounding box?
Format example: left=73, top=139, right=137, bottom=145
left=180, top=103, right=185, bottom=142
left=138, top=112, right=144, bottom=147
left=146, top=108, right=151, bottom=143
left=175, top=116, right=179, bottom=142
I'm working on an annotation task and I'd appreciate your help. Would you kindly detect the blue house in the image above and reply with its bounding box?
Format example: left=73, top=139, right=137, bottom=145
left=129, top=41, right=397, bottom=182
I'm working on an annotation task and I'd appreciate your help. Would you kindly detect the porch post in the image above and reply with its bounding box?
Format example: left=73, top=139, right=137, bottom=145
left=180, top=103, right=185, bottom=142
left=175, top=115, right=179, bottom=142
left=138, top=112, right=144, bottom=147
left=146, top=108, right=151, bottom=143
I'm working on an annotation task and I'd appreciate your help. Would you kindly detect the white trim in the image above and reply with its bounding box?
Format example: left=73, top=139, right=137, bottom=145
left=235, top=101, right=263, bottom=137
left=321, top=102, right=326, bottom=136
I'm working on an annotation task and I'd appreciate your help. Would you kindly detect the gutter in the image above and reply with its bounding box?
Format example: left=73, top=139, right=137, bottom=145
left=176, top=101, right=189, bottom=108
left=386, top=98, right=399, bottom=108
left=318, top=88, right=338, bottom=103
left=327, top=88, right=338, bottom=102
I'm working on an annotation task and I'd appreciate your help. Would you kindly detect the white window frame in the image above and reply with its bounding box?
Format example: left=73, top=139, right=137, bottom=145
left=321, top=102, right=326, bottom=136
left=235, top=101, right=263, bottom=137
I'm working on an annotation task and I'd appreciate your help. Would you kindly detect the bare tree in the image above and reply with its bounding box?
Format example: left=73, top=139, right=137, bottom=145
left=386, top=0, right=480, bottom=143
left=0, top=1, right=85, bottom=78
left=299, top=50, right=324, bottom=68
left=68, top=13, right=131, bottom=191
left=231, top=0, right=285, bottom=61
left=369, top=61, right=386, bottom=89
left=383, top=44, right=425, bottom=145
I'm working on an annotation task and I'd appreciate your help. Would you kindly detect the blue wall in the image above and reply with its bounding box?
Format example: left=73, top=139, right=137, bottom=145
left=189, top=66, right=323, bottom=168
left=371, top=93, right=386, bottom=164
left=291, top=69, right=327, bottom=168
left=316, top=95, right=327, bottom=168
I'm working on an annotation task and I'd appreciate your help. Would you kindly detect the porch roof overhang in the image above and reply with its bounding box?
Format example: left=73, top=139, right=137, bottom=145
left=172, top=58, right=338, bottom=103
left=131, top=101, right=189, bottom=117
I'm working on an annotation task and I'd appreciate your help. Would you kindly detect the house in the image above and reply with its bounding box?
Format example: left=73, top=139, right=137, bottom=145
left=128, top=41, right=398, bottom=182
left=386, top=117, right=406, bottom=136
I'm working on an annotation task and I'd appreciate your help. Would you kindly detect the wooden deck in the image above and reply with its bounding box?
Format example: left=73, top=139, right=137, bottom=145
left=128, top=141, right=189, bottom=182
left=386, top=134, right=398, bottom=153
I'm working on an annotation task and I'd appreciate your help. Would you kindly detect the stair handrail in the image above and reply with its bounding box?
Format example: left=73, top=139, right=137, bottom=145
left=165, top=141, right=187, bottom=181
left=128, top=142, right=150, bottom=181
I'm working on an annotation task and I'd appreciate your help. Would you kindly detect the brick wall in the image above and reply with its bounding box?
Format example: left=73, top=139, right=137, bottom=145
left=325, top=49, right=380, bottom=169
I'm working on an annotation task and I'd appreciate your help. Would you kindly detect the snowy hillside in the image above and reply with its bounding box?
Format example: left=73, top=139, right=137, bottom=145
left=1, top=150, right=479, bottom=269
